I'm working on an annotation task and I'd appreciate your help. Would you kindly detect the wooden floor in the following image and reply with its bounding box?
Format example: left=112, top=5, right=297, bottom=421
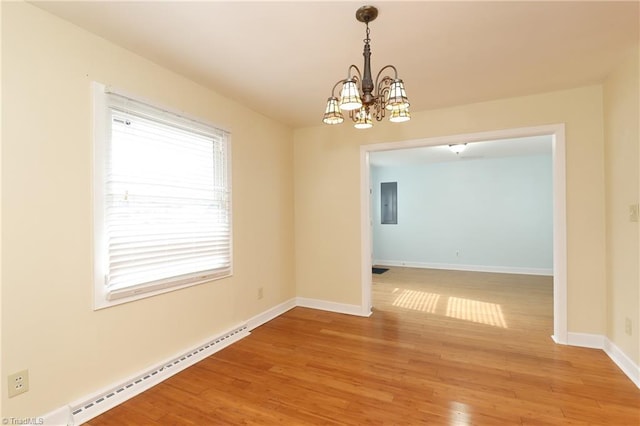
left=87, top=268, right=640, bottom=425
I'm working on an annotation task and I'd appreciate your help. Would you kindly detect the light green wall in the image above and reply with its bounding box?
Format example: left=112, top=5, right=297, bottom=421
left=371, top=154, right=553, bottom=271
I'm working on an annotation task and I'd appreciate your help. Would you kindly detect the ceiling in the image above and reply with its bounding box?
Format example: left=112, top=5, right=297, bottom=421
left=32, top=1, right=638, bottom=129
left=369, top=135, right=552, bottom=167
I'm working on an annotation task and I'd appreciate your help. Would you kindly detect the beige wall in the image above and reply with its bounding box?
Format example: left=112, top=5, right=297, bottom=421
left=2, top=0, right=638, bottom=420
left=0, top=0, right=4, bottom=419
left=1, top=2, right=294, bottom=417
left=603, top=46, right=640, bottom=364
left=294, top=85, right=606, bottom=335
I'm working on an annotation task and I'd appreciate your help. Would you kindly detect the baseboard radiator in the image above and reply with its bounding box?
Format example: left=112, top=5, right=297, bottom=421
left=69, top=324, right=249, bottom=425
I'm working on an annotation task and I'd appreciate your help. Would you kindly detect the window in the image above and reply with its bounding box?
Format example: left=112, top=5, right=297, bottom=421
left=93, top=83, right=231, bottom=309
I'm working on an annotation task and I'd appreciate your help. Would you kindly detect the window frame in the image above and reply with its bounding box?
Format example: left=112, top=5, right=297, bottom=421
left=92, top=82, right=232, bottom=309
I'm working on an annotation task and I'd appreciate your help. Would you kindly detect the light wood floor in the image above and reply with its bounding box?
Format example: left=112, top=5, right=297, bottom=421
left=87, top=267, right=640, bottom=425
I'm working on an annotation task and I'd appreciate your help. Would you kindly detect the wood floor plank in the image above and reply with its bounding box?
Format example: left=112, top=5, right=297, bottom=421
left=86, top=267, right=640, bottom=425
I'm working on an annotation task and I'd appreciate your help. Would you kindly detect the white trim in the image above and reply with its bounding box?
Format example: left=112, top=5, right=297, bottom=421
left=361, top=150, right=373, bottom=314
left=360, top=123, right=567, bottom=343
left=41, top=406, right=73, bottom=426
left=566, top=332, right=606, bottom=349
left=565, top=332, right=640, bottom=389
left=104, top=85, right=231, bottom=134
left=38, top=299, right=639, bottom=423
left=246, top=298, right=297, bottom=331
left=296, top=297, right=371, bottom=317
left=551, top=128, right=568, bottom=344
left=39, top=299, right=370, bottom=425
left=604, top=338, right=640, bottom=389
left=92, top=82, right=109, bottom=310
left=91, top=82, right=233, bottom=310
left=373, top=260, right=553, bottom=276
left=68, top=323, right=249, bottom=425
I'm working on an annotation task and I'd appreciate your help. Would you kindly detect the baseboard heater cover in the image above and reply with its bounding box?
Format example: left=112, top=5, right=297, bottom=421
left=70, top=324, right=248, bottom=425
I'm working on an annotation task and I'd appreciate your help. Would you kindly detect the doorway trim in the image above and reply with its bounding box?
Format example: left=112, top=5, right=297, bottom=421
left=359, top=123, right=567, bottom=343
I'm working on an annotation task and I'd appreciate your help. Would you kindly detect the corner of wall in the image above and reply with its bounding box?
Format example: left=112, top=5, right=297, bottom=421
left=0, top=0, right=4, bottom=417
left=602, top=44, right=640, bottom=367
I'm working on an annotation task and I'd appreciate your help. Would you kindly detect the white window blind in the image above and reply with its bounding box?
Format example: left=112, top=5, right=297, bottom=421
left=94, top=85, right=231, bottom=306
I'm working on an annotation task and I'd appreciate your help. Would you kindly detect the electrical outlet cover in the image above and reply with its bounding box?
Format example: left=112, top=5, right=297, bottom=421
left=8, top=369, right=29, bottom=398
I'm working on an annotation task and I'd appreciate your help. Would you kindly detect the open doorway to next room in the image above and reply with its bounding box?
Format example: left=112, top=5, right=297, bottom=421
left=360, top=128, right=565, bottom=341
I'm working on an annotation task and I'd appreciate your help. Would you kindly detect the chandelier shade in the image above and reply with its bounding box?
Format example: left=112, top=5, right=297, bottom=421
left=385, top=79, right=410, bottom=111
left=354, top=108, right=373, bottom=129
left=339, top=80, right=363, bottom=111
left=389, top=107, right=411, bottom=123
left=322, top=5, right=411, bottom=129
left=322, top=97, right=344, bottom=125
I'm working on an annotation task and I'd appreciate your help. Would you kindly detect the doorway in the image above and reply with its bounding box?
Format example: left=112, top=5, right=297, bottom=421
left=359, top=124, right=567, bottom=343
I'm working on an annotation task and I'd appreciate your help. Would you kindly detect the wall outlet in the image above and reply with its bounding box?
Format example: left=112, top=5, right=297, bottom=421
left=629, top=204, right=639, bottom=222
left=625, top=317, right=632, bottom=336
left=8, top=369, right=29, bottom=398
left=257, top=287, right=264, bottom=300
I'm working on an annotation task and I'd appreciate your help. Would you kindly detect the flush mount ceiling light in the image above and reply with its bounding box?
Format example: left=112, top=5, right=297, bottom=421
left=322, top=5, right=411, bottom=129
left=449, top=143, right=467, bottom=154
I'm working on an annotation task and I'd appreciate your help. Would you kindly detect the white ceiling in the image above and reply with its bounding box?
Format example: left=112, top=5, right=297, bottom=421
left=369, top=135, right=552, bottom=167
left=31, top=1, right=639, bottom=129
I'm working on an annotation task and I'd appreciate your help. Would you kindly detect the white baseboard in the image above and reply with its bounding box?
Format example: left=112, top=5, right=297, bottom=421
left=566, top=332, right=639, bottom=389
left=566, top=332, right=605, bottom=349
left=604, top=338, right=640, bottom=388
left=247, top=298, right=296, bottom=331
left=67, top=323, right=249, bottom=425
left=296, top=297, right=371, bottom=317
left=40, top=296, right=369, bottom=424
left=374, top=260, right=553, bottom=276
left=41, top=405, right=74, bottom=426
left=41, top=299, right=637, bottom=425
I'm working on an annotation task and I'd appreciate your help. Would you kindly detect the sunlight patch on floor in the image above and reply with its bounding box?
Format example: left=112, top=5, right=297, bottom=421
left=449, top=401, right=471, bottom=425
left=389, top=287, right=509, bottom=328
left=446, top=297, right=508, bottom=328
left=392, top=288, right=440, bottom=313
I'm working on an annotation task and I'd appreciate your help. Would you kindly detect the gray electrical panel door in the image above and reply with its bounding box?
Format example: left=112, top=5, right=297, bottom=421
left=381, top=182, right=397, bottom=224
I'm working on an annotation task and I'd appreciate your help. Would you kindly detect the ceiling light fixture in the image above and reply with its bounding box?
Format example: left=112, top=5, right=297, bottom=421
left=449, top=143, right=467, bottom=154
left=322, top=5, right=411, bottom=129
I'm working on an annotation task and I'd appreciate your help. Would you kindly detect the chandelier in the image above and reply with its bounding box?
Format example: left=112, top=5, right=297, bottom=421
left=322, top=5, right=410, bottom=129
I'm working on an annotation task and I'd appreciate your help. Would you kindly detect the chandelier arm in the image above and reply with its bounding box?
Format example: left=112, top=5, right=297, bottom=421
left=347, top=64, right=362, bottom=82
left=374, top=65, right=399, bottom=89
left=375, top=76, right=393, bottom=101
left=372, top=100, right=386, bottom=122
left=348, top=108, right=359, bottom=123
left=330, top=79, right=347, bottom=97
left=322, top=6, right=410, bottom=128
